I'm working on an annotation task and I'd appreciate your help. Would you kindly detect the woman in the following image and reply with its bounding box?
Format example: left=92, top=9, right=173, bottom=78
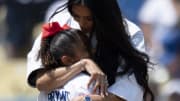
left=27, top=0, right=154, bottom=101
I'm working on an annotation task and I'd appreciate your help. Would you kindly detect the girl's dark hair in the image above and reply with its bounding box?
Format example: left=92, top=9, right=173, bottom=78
left=39, top=29, right=89, bottom=70
left=49, top=0, right=154, bottom=101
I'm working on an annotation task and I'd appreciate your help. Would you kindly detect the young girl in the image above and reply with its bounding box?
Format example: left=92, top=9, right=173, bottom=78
left=37, top=22, right=123, bottom=101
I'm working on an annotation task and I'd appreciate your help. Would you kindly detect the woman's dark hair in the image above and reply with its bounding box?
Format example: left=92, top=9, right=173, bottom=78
left=49, top=0, right=154, bottom=101
left=39, top=29, right=89, bottom=70
left=67, top=0, right=92, bottom=15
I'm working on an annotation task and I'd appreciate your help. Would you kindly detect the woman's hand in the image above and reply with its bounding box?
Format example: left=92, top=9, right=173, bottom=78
left=80, top=59, right=108, bottom=96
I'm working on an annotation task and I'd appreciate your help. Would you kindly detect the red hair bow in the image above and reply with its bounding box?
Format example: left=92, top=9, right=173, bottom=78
left=42, top=22, right=70, bottom=39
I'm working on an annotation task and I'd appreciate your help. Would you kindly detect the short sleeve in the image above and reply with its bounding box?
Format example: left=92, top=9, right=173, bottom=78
left=108, top=74, right=143, bottom=101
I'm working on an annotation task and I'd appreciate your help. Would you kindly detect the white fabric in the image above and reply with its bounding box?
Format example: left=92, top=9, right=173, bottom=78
left=38, top=73, right=92, bottom=101
left=108, top=74, right=143, bottom=101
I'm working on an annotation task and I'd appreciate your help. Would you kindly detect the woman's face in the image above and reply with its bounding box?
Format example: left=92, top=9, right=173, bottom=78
left=71, top=4, right=94, bottom=33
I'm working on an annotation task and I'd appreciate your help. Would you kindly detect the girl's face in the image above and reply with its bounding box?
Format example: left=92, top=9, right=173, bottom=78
left=71, top=4, right=94, bottom=34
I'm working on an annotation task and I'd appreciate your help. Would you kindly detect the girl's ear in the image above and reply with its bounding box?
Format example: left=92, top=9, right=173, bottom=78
left=61, top=55, right=74, bottom=65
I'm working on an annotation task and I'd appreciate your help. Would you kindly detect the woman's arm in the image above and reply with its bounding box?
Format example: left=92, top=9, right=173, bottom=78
left=36, top=60, right=85, bottom=92
left=36, top=59, right=107, bottom=94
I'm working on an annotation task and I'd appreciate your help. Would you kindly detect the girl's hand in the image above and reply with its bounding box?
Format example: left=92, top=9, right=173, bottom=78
left=80, top=59, right=109, bottom=96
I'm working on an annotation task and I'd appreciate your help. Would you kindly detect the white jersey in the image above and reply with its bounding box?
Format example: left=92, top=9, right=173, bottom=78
left=38, top=73, right=92, bottom=101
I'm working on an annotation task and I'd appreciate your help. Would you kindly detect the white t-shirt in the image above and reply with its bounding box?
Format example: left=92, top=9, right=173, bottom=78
left=38, top=73, right=92, bottom=101
left=26, top=4, right=145, bottom=101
